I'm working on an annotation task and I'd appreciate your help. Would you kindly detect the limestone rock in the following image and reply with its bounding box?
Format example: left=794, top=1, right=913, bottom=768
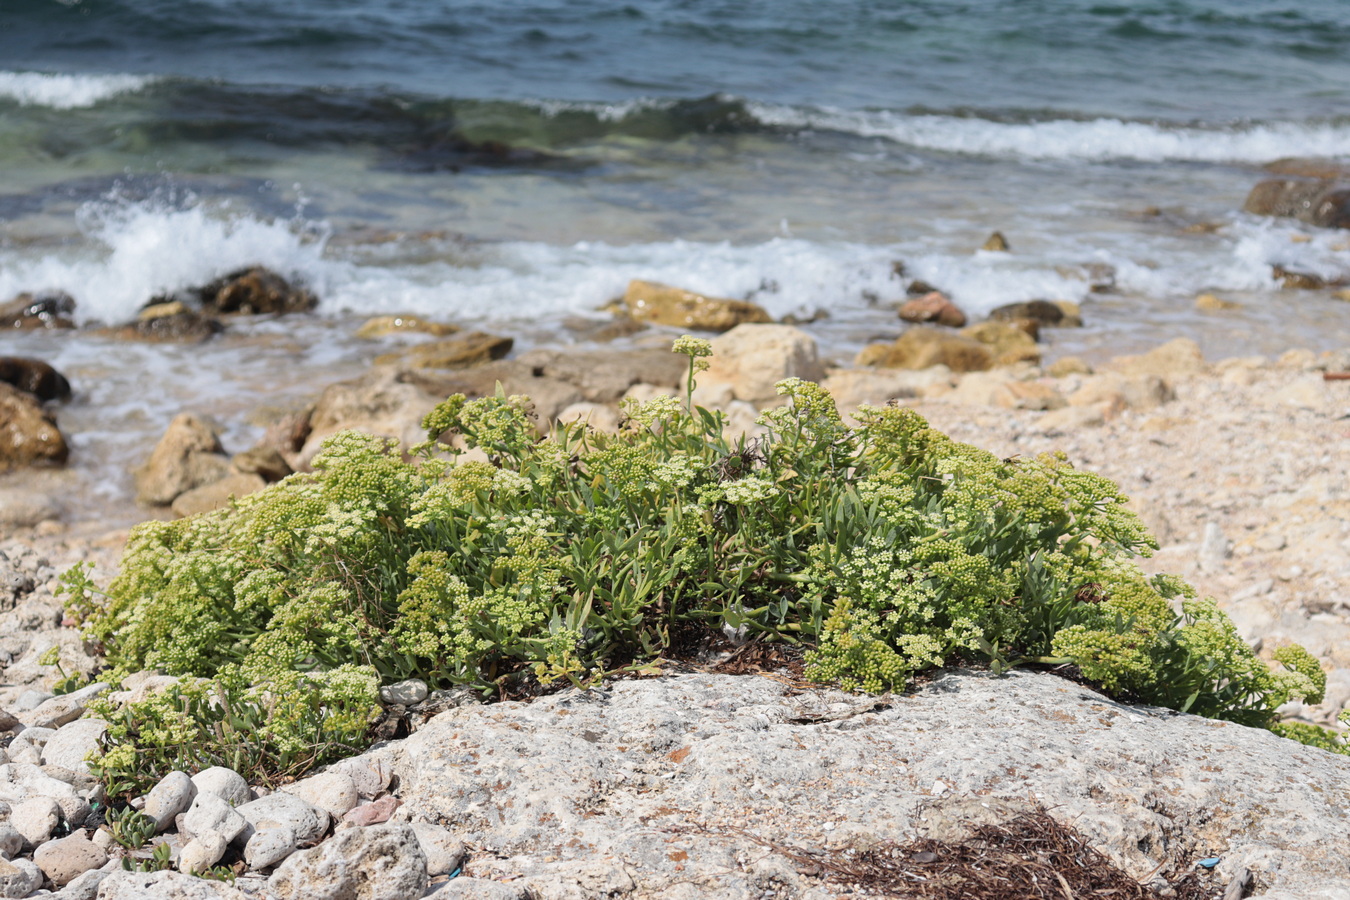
left=41, top=719, right=108, bottom=773
left=341, top=796, right=399, bottom=827
left=236, top=792, right=328, bottom=846
left=410, top=823, right=465, bottom=878
left=513, top=347, right=687, bottom=404
left=989, top=300, right=1070, bottom=327
left=0, top=763, right=91, bottom=826
left=326, top=759, right=392, bottom=800
left=190, top=767, right=251, bottom=807
left=281, top=772, right=359, bottom=820
left=1243, top=179, right=1350, bottom=229
left=268, top=823, right=428, bottom=900
left=702, top=324, right=825, bottom=404
left=196, top=267, right=318, bottom=316
left=182, top=792, right=247, bottom=844
left=426, top=878, right=527, bottom=900
left=0, top=357, right=72, bottom=402
left=0, top=383, right=69, bottom=472
left=1107, top=338, right=1206, bottom=379
left=820, top=367, right=951, bottom=413
left=620, top=280, right=771, bottom=332
left=178, top=831, right=228, bottom=875
left=21, top=682, right=109, bottom=729
left=380, top=680, right=429, bottom=707
left=372, top=671, right=1350, bottom=899
left=960, top=320, right=1041, bottom=366
left=0, top=856, right=42, bottom=898
left=170, top=472, right=267, bottom=519
left=8, top=796, right=60, bottom=847
left=133, top=415, right=231, bottom=507
left=105, top=304, right=223, bottom=343
left=356, top=315, right=459, bottom=339
left=95, top=869, right=249, bottom=899
left=243, top=822, right=296, bottom=871
left=1195, top=292, right=1239, bottom=311
left=980, top=231, right=1010, bottom=252
left=144, top=771, right=197, bottom=834
left=0, top=823, right=21, bottom=860
left=1047, top=356, right=1092, bottom=377
left=34, top=833, right=108, bottom=886
left=383, top=332, right=514, bottom=370
left=897, top=292, right=966, bottom=328
left=858, top=328, right=992, bottom=373
left=0, top=489, right=61, bottom=531
left=230, top=446, right=292, bottom=482
left=0, top=291, right=76, bottom=330
left=556, top=402, right=621, bottom=432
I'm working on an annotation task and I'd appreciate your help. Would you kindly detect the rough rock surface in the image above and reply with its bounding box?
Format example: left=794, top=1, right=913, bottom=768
left=267, top=824, right=428, bottom=900
left=96, top=869, right=249, bottom=899
left=363, top=671, right=1350, bottom=900
left=620, top=280, right=772, bottom=332
left=0, top=383, right=68, bottom=472
left=0, top=358, right=72, bottom=403
left=702, top=323, right=825, bottom=404
left=133, top=415, right=231, bottom=507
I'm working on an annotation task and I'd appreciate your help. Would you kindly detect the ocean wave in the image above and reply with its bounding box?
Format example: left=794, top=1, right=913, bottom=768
left=746, top=102, right=1350, bottom=163
left=0, top=71, right=154, bottom=109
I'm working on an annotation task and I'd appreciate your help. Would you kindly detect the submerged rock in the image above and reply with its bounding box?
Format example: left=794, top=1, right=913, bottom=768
left=133, top=414, right=231, bottom=507
left=196, top=266, right=318, bottom=316
left=0, top=291, right=76, bottom=330
left=0, top=357, right=71, bottom=403
left=0, top=383, right=68, bottom=472
left=1243, top=179, right=1350, bottom=229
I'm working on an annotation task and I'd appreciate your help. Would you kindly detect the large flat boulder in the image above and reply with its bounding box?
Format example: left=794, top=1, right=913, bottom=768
left=365, top=670, right=1350, bottom=899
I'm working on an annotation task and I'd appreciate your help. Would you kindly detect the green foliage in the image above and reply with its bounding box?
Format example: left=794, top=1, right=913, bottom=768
left=73, top=337, right=1333, bottom=782
left=85, top=666, right=379, bottom=796
left=103, top=806, right=156, bottom=850
left=1270, top=720, right=1350, bottom=756
left=121, top=842, right=172, bottom=873
left=38, top=646, right=86, bottom=696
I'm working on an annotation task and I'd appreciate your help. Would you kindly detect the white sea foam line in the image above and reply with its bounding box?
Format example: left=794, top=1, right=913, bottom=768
left=748, top=102, right=1350, bottom=163
left=0, top=71, right=153, bottom=109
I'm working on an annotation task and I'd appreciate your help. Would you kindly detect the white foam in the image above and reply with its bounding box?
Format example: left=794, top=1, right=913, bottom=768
left=748, top=102, right=1350, bottom=163
left=0, top=71, right=154, bottom=109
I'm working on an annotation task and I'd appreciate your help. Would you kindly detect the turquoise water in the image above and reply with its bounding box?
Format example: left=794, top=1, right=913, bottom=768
left=2, top=0, right=1349, bottom=522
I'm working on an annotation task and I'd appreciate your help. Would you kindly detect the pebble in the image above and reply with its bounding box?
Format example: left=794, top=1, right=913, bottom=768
left=9, top=796, right=60, bottom=847
left=182, top=792, right=248, bottom=844
left=244, top=823, right=297, bottom=871
left=0, top=856, right=43, bottom=898
left=380, top=679, right=429, bottom=706
left=144, top=771, right=197, bottom=834
left=191, top=766, right=252, bottom=807
left=33, top=833, right=108, bottom=886
left=282, top=772, right=359, bottom=819
left=179, top=831, right=228, bottom=875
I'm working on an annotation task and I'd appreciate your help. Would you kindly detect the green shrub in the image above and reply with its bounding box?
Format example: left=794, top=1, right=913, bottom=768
left=70, top=336, right=1344, bottom=785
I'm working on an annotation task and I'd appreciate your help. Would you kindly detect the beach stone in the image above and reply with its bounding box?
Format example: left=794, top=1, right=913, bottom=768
left=356, top=315, right=459, bottom=339
left=379, top=680, right=429, bottom=707
left=133, top=414, right=231, bottom=507
left=269, top=823, right=428, bottom=900
left=1069, top=373, right=1173, bottom=412
left=1108, top=338, right=1206, bottom=379
left=9, top=796, right=60, bottom=847
left=897, top=291, right=966, bottom=327
left=512, top=347, right=687, bottom=404
left=56, top=862, right=117, bottom=900
left=0, top=291, right=76, bottom=330
left=0, top=383, right=69, bottom=472
left=170, top=472, right=266, bottom=518
left=95, top=869, right=250, bottom=900
left=562, top=315, right=648, bottom=343
left=341, top=796, right=399, bottom=828
left=980, top=231, right=1010, bottom=252
left=196, top=267, right=318, bottom=316
left=296, top=366, right=443, bottom=466
left=1047, top=356, right=1092, bottom=377
left=230, top=445, right=292, bottom=482
left=178, top=832, right=228, bottom=875
left=5, top=729, right=53, bottom=765
left=110, top=303, right=223, bottom=342
left=386, top=332, right=514, bottom=370
left=0, top=488, right=61, bottom=530
left=0, top=824, right=21, bottom=860
left=989, top=300, right=1068, bottom=327
left=820, top=367, right=950, bottom=413
left=410, top=824, right=465, bottom=878
left=1195, top=292, right=1239, bottom=311
left=556, top=402, right=621, bottom=432
left=425, top=878, right=527, bottom=900
left=244, top=822, right=295, bottom=871
left=144, top=771, right=197, bottom=834
left=0, top=357, right=72, bottom=403
left=993, top=380, right=1065, bottom=411
left=0, top=763, right=89, bottom=825
left=858, top=328, right=992, bottom=373
left=702, top=324, right=825, bottom=404
left=34, top=833, right=108, bottom=886
left=1244, top=179, right=1350, bottom=229
left=960, top=320, right=1041, bottom=366
left=190, top=767, right=251, bottom=807
left=0, top=857, right=42, bottom=898
left=182, top=792, right=247, bottom=844
left=41, top=719, right=107, bottom=773
left=281, top=772, right=358, bottom=820
left=236, top=792, right=328, bottom=845
left=326, top=759, right=392, bottom=800
left=620, top=280, right=771, bottom=332
left=1197, top=522, right=1231, bottom=573
left=21, top=682, right=109, bottom=729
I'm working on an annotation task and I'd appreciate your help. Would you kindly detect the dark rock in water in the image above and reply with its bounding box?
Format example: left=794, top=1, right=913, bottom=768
left=0, top=383, right=68, bottom=471
left=196, top=267, right=318, bottom=316
left=905, top=279, right=941, bottom=297
left=377, top=331, right=515, bottom=370
left=898, top=292, right=966, bottom=328
left=1243, top=179, right=1350, bottom=229
left=384, top=132, right=575, bottom=174
left=981, top=231, right=1010, bottom=252
left=0, top=358, right=71, bottom=403
left=103, top=302, right=223, bottom=343
left=0, top=292, right=76, bottom=330
left=990, top=300, right=1065, bottom=326
left=1272, top=266, right=1342, bottom=291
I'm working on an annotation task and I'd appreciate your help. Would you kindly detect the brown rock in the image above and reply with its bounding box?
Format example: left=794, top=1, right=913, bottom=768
left=382, top=332, right=514, bottom=369
left=1046, top=356, right=1092, bottom=377
left=1264, top=158, right=1350, bottom=180
left=1052, top=301, right=1084, bottom=326
left=105, top=304, right=223, bottom=343
left=1244, top=180, right=1350, bottom=229
left=355, top=315, right=459, bottom=339
left=1195, top=293, right=1239, bottom=311
left=232, top=446, right=294, bottom=482
left=703, top=324, right=826, bottom=404
left=960, top=321, right=1041, bottom=366
left=989, top=300, right=1066, bottom=327
left=33, top=834, right=108, bottom=887
left=0, top=358, right=71, bottom=402
left=563, top=316, right=649, bottom=342
left=859, top=328, right=993, bottom=373
left=298, top=369, right=444, bottom=466
left=1273, top=266, right=1332, bottom=290
left=171, top=473, right=268, bottom=518
left=341, top=796, right=401, bottom=827
left=0, top=383, right=68, bottom=471
left=980, top=231, right=1010, bottom=252
left=1334, top=289, right=1350, bottom=303
left=621, top=280, right=771, bottom=332
left=0, top=291, right=76, bottom=330
left=994, top=381, right=1066, bottom=411
left=1107, top=338, right=1206, bottom=379
left=898, top=292, right=967, bottom=328
left=197, top=267, right=318, bottom=315
left=1069, top=373, right=1173, bottom=411
left=133, top=414, right=231, bottom=506
left=905, top=279, right=941, bottom=297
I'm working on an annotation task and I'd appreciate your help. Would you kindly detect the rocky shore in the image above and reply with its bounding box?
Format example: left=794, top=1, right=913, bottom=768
left=3, top=242, right=1350, bottom=897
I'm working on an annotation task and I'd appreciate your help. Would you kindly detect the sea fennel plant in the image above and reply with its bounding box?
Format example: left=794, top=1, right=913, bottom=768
left=68, top=336, right=1343, bottom=790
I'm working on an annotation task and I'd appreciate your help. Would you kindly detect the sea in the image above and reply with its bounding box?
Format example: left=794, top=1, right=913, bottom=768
left=2, top=0, right=1349, bottom=525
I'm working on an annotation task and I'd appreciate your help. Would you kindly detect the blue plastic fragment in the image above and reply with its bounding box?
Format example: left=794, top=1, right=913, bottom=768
left=448, top=867, right=463, bottom=879
left=1198, top=857, right=1221, bottom=868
